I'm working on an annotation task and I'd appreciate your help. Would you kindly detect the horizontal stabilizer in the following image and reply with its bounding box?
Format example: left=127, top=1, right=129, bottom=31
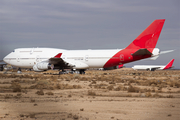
left=160, top=50, right=174, bottom=54
left=132, top=49, right=152, bottom=56
left=149, top=56, right=159, bottom=60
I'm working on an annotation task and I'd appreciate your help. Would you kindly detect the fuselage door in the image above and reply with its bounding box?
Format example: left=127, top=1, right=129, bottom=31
left=17, top=56, right=20, bottom=62
left=30, top=48, right=34, bottom=54
left=85, top=55, right=88, bottom=61
left=36, top=55, right=41, bottom=62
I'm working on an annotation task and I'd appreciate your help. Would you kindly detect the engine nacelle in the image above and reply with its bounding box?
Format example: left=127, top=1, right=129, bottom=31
left=33, top=62, right=52, bottom=72
left=152, top=48, right=160, bottom=56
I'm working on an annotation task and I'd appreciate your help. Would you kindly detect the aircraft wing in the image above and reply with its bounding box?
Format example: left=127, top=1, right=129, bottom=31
left=49, top=57, right=89, bottom=69
left=49, top=57, right=74, bottom=69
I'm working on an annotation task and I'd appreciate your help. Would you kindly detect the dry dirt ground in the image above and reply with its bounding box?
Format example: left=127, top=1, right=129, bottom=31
left=0, top=68, right=180, bottom=120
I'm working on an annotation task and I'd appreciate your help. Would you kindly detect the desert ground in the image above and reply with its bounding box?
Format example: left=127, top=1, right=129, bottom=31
left=0, top=68, right=180, bottom=120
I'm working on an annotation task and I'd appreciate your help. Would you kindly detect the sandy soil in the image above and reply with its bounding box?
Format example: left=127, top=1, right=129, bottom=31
left=0, top=69, right=180, bottom=120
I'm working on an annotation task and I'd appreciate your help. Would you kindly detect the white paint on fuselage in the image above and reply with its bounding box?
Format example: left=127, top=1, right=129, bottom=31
left=3, top=48, right=66, bottom=68
left=63, top=49, right=121, bottom=68
left=3, top=48, right=121, bottom=69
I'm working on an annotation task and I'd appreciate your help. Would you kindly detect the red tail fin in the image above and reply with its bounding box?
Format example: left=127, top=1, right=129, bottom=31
left=126, top=19, right=165, bottom=49
left=163, top=59, right=174, bottom=70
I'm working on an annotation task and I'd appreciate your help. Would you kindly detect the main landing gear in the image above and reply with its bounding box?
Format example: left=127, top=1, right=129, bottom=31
left=58, top=69, right=86, bottom=75
left=17, top=68, right=22, bottom=74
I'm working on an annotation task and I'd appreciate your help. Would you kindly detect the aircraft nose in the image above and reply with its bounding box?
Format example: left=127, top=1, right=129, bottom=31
left=3, top=54, right=10, bottom=64
left=3, top=56, right=8, bottom=63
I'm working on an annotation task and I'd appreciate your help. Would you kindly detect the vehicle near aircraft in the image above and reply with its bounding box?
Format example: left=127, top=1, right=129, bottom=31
left=132, top=59, right=174, bottom=71
left=0, top=60, right=7, bottom=71
left=3, top=19, right=172, bottom=74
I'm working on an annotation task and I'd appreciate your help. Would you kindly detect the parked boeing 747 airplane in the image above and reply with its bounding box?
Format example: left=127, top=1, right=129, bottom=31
left=132, top=59, right=174, bottom=71
left=3, top=19, right=172, bottom=74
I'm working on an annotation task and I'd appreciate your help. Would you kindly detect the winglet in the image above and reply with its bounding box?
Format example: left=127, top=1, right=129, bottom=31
left=163, top=59, right=174, bottom=70
left=126, top=19, right=165, bottom=50
left=54, top=53, right=62, bottom=58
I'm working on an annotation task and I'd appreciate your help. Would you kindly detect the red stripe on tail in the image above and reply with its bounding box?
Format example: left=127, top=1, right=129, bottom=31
left=126, top=19, right=165, bottom=52
left=163, top=59, right=174, bottom=70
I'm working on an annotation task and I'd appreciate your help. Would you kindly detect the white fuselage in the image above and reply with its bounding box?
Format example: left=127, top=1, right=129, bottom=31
left=3, top=48, right=64, bottom=68
left=3, top=48, right=121, bottom=69
left=132, top=65, right=165, bottom=70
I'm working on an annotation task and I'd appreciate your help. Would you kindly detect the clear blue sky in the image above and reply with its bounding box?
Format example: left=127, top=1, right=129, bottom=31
left=0, top=0, right=179, bottom=68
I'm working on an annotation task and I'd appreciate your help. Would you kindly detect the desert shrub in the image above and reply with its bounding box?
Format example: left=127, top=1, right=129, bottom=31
left=94, top=83, right=107, bottom=89
left=11, top=82, right=21, bottom=92
left=153, top=93, right=162, bottom=98
left=166, top=95, right=173, bottom=98
left=46, top=91, right=54, bottom=95
left=4, top=94, right=12, bottom=99
left=91, top=80, right=96, bottom=84
left=36, top=89, right=44, bottom=95
left=73, top=74, right=80, bottom=79
left=126, top=94, right=132, bottom=97
left=128, top=79, right=135, bottom=84
left=56, top=83, right=81, bottom=89
left=114, top=85, right=122, bottom=91
left=174, top=82, right=180, bottom=88
left=151, top=88, right=155, bottom=92
left=145, top=92, right=152, bottom=97
left=107, top=85, right=114, bottom=90
left=88, top=90, right=96, bottom=96
left=127, top=85, right=140, bottom=93
left=29, top=80, right=51, bottom=89
left=68, top=94, right=72, bottom=97
left=30, top=99, right=35, bottom=102
left=29, top=113, right=35, bottom=118
left=73, top=115, right=79, bottom=119
left=50, top=76, right=58, bottom=82
left=167, top=82, right=173, bottom=87
left=72, top=84, right=82, bottom=89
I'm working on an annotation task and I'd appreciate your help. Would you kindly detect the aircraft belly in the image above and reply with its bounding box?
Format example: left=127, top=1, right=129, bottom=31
left=86, top=59, right=109, bottom=68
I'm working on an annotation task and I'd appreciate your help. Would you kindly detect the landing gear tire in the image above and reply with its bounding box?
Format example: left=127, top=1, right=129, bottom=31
left=17, top=68, right=22, bottom=74
left=79, top=69, right=85, bottom=74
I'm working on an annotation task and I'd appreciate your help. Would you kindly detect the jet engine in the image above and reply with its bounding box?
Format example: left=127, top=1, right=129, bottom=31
left=33, top=62, right=52, bottom=72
